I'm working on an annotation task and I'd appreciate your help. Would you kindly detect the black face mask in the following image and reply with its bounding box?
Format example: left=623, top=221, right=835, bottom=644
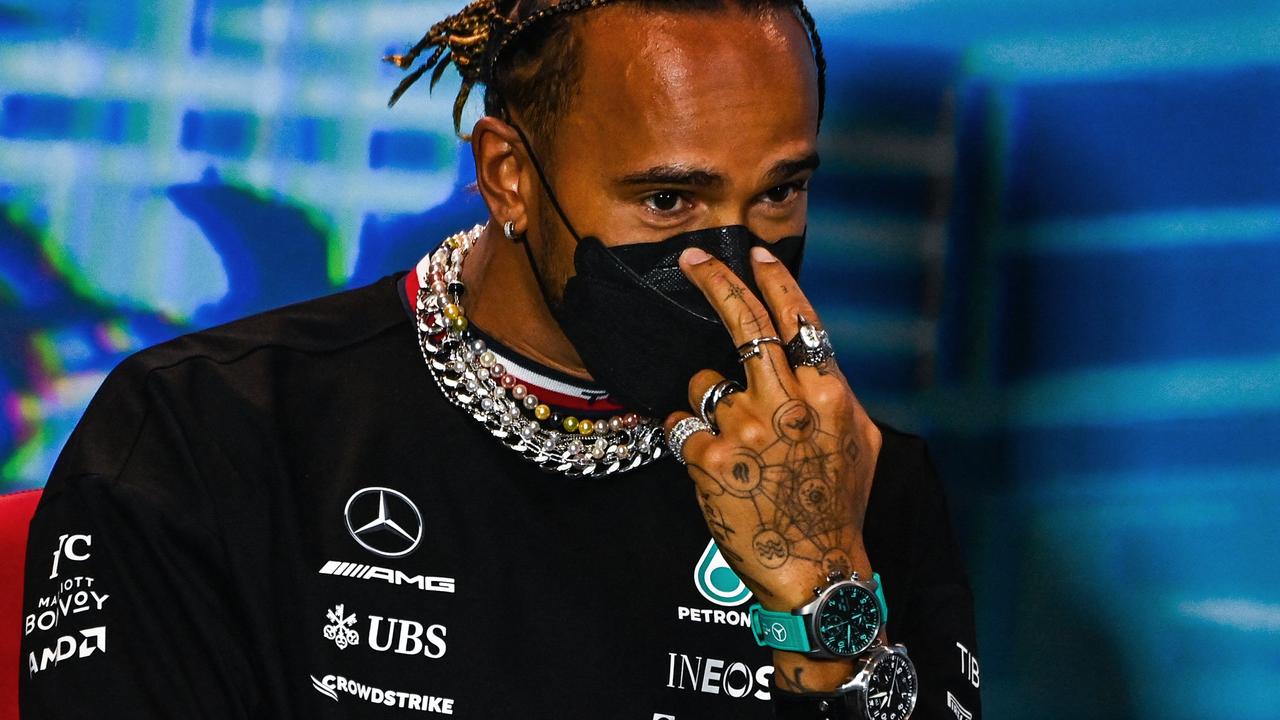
left=510, top=124, right=807, bottom=418
left=552, top=226, right=805, bottom=417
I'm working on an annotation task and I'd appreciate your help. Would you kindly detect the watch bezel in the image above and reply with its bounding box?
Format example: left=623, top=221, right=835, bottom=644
left=840, top=644, right=919, bottom=720
left=799, top=574, right=885, bottom=658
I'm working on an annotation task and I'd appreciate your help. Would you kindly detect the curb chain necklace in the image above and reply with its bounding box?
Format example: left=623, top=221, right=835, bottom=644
left=413, top=223, right=667, bottom=478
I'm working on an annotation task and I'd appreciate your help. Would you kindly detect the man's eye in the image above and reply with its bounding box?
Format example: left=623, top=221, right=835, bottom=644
left=764, top=181, right=809, bottom=204
left=644, top=191, right=686, bottom=214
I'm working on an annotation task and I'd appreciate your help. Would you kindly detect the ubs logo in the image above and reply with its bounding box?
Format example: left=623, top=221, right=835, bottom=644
left=368, top=615, right=447, bottom=659
left=321, top=604, right=447, bottom=659
left=344, top=487, right=423, bottom=558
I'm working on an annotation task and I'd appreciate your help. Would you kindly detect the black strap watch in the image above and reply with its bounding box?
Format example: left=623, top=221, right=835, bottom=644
left=771, top=644, right=918, bottom=720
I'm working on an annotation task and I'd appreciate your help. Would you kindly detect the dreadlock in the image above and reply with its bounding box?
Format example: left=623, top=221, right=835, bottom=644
left=383, top=0, right=827, bottom=147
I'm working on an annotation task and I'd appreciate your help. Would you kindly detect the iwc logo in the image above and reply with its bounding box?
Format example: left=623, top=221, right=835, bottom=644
left=344, top=487, right=423, bottom=558
left=693, top=539, right=752, bottom=606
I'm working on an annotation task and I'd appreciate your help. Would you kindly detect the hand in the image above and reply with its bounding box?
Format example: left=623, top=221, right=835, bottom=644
left=664, top=245, right=883, bottom=612
left=664, top=244, right=885, bottom=693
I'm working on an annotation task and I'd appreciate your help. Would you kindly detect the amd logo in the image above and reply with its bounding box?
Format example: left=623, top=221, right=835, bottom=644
left=27, top=626, right=107, bottom=677
left=665, top=653, right=772, bottom=701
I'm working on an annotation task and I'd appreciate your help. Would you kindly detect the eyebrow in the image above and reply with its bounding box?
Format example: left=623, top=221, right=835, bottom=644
left=617, top=164, right=725, bottom=188
left=763, top=152, right=821, bottom=186
left=615, top=152, right=821, bottom=189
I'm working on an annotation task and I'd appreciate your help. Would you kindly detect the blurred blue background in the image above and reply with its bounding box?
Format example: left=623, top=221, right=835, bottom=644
left=2, top=1, right=1278, bottom=717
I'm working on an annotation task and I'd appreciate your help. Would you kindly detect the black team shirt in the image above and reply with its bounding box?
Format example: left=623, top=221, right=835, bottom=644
left=19, top=265, right=982, bottom=719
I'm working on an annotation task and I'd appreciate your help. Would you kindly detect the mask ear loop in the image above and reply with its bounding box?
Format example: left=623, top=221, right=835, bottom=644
left=504, top=118, right=582, bottom=310
left=508, top=121, right=585, bottom=245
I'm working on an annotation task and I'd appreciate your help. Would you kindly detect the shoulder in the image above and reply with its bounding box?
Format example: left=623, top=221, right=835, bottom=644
left=110, top=271, right=407, bottom=394
left=864, top=415, right=948, bottom=531
left=49, top=273, right=409, bottom=484
left=870, top=415, right=936, bottom=481
left=863, top=416, right=974, bottom=614
left=116, top=272, right=408, bottom=377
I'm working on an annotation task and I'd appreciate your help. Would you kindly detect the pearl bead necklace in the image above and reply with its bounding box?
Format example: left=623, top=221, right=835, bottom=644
left=413, top=223, right=667, bottom=477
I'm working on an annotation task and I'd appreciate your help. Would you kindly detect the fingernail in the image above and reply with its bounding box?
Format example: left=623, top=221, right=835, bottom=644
left=751, top=246, right=778, bottom=263
left=682, top=247, right=712, bottom=264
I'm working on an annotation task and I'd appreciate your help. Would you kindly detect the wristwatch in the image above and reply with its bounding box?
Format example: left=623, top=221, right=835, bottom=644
left=772, top=644, right=919, bottom=720
left=749, top=570, right=887, bottom=658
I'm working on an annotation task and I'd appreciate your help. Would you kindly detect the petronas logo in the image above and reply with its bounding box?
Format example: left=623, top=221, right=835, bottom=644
left=694, top=539, right=752, bottom=606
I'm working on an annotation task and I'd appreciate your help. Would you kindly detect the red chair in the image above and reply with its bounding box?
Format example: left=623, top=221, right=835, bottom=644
left=0, top=489, right=42, bottom=720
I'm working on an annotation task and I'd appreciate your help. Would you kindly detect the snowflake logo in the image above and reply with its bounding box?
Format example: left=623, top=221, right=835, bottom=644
left=322, top=604, right=360, bottom=649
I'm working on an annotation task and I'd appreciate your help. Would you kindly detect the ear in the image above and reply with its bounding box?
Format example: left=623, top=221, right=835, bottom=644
left=470, top=115, right=532, bottom=236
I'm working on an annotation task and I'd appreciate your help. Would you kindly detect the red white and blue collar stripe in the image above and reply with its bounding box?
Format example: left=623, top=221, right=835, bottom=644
left=399, top=264, right=625, bottom=418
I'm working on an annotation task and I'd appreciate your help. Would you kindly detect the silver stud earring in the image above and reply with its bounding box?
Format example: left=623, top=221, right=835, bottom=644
left=503, top=220, right=519, bottom=240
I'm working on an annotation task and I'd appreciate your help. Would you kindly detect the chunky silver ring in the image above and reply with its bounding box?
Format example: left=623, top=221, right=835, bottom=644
left=736, top=336, right=783, bottom=363
left=667, top=416, right=715, bottom=465
left=785, top=314, right=836, bottom=368
left=698, top=379, right=745, bottom=430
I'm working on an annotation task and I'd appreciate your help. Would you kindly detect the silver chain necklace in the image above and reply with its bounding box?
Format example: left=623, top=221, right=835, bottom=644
left=412, top=223, right=667, bottom=478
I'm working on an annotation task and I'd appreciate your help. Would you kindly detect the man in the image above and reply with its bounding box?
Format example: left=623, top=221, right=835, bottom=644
left=19, top=0, right=981, bottom=718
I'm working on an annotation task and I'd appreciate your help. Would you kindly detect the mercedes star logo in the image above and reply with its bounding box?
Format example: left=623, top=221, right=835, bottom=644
left=343, top=487, right=423, bottom=558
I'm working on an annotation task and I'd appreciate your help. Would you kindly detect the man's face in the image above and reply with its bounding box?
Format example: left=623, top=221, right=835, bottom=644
left=527, top=4, right=821, bottom=302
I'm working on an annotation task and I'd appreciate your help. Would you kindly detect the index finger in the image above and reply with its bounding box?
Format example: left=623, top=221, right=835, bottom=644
left=678, top=247, right=796, bottom=393
left=749, top=245, right=843, bottom=381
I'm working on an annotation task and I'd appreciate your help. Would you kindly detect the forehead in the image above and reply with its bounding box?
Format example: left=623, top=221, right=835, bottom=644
left=558, top=4, right=820, bottom=172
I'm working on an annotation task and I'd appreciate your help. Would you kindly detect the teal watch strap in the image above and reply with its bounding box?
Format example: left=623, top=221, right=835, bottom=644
left=873, top=571, right=888, bottom=623
left=749, top=604, right=810, bottom=652
left=748, top=572, right=890, bottom=654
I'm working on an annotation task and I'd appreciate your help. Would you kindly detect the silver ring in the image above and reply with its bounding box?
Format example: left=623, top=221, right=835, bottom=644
left=666, top=416, right=715, bottom=465
left=785, top=314, right=836, bottom=368
left=698, top=379, right=744, bottom=430
left=736, top=336, right=783, bottom=363
left=503, top=220, right=519, bottom=239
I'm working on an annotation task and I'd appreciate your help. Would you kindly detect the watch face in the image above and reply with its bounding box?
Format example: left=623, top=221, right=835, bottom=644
left=814, top=583, right=881, bottom=656
left=863, top=651, right=918, bottom=720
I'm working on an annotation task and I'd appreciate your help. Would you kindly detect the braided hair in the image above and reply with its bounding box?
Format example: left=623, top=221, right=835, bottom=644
left=383, top=0, right=827, bottom=143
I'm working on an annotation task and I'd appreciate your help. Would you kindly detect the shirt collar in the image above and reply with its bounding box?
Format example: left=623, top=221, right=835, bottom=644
left=398, top=262, right=625, bottom=418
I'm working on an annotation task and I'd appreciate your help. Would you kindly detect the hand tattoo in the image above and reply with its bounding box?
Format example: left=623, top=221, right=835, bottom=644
left=689, top=398, right=859, bottom=584
left=774, top=666, right=816, bottom=693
